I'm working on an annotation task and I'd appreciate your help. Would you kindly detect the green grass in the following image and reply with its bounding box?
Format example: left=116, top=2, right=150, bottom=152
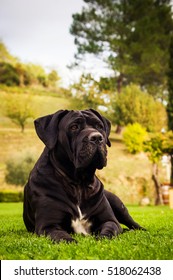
left=0, top=203, right=173, bottom=260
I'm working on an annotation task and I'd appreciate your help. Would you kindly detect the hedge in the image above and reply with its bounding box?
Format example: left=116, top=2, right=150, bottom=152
left=0, top=190, right=23, bottom=202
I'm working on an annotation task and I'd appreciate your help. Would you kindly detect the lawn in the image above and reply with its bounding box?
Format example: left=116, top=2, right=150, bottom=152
left=0, top=202, right=173, bottom=260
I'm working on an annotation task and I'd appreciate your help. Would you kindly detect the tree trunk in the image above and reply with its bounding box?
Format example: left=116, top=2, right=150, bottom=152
left=152, top=163, right=163, bottom=205
left=115, top=73, right=123, bottom=134
left=117, top=73, right=123, bottom=94
left=170, top=154, right=173, bottom=185
left=21, top=123, right=25, bottom=133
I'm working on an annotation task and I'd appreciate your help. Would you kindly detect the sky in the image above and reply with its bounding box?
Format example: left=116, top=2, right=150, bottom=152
left=0, top=0, right=111, bottom=86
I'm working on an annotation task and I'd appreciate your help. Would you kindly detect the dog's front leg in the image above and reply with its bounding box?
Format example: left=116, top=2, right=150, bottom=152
left=45, top=228, right=76, bottom=243
left=34, top=207, right=77, bottom=243
left=36, top=225, right=76, bottom=243
left=99, top=221, right=123, bottom=238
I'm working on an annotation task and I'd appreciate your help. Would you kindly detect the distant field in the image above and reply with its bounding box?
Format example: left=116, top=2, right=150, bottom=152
left=0, top=202, right=173, bottom=260
left=0, top=89, right=70, bottom=128
left=0, top=87, right=165, bottom=203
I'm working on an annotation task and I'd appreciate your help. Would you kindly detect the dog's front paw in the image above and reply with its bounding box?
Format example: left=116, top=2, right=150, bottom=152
left=98, top=221, right=123, bottom=239
left=97, top=231, right=117, bottom=240
left=131, top=225, right=147, bottom=231
left=48, top=230, right=77, bottom=243
left=99, top=234, right=115, bottom=239
left=63, top=237, right=78, bottom=243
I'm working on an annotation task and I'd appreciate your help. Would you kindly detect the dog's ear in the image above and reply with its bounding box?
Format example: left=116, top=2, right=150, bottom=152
left=89, top=109, right=111, bottom=147
left=34, top=110, right=69, bottom=149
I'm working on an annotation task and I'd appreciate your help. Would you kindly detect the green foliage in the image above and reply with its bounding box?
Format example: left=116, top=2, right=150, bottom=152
left=24, top=63, right=48, bottom=86
left=0, top=41, right=18, bottom=64
left=0, top=203, right=173, bottom=260
left=113, top=84, right=167, bottom=132
left=48, top=70, right=61, bottom=88
left=70, top=0, right=173, bottom=96
left=144, top=131, right=173, bottom=164
left=70, top=74, right=105, bottom=110
left=161, top=131, right=173, bottom=185
left=15, top=63, right=32, bottom=86
left=0, top=41, right=61, bottom=89
left=0, top=190, right=23, bottom=202
left=167, top=35, right=173, bottom=130
left=0, top=62, right=20, bottom=86
left=98, top=76, right=117, bottom=92
left=123, top=123, right=147, bottom=154
left=4, top=94, right=35, bottom=132
left=5, top=151, right=35, bottom=186
left=162, top=131, right=173, bottom=154
left=143, top=134, right=163, bottom=164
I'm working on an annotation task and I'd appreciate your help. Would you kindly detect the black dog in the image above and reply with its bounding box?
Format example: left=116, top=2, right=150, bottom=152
left=23, top=109, right=143, bottom=242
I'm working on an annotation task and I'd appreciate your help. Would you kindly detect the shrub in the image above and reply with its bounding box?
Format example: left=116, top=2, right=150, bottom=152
left=143, top=134, right=163, bottom=164
left=5, top=151, right=36, bottom=186
left=123, top=123, right=148, bottom=154
left=113, top=84, right=167, bottom=132
left=0, top=190, right=23, bottom=202
left=0, top=62, right=20, bottom=86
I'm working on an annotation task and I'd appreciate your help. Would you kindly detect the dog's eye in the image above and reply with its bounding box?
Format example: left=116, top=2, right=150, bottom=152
left=95, top=123, right=103, bottom=130
left=70, top=124, right=79, bottom=131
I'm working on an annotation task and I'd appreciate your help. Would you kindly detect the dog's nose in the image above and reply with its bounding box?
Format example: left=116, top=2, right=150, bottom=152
left=89, top=132, right=103, bottom=144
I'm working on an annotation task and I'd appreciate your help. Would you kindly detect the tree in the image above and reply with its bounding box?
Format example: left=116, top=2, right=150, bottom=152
left=113, top=84, right=167, bottom=132
left=144, top=134, right=164, bottom=205
left=25, top=63, right=47, bottom=86
left=70, top=0, right=173, bottom=97
left=0, top=41, right=62, bottom=89
left=5, top=95, right=34, bottom=132
left=15, top=63, right=32, bottom=86
left=166, top=36, right=173, bottom=185
left=0, top=41, right=18, bottom=64
left=167, top=35, right=173, bottom=131
left=122, top=126, right=165, bottom=205
left=123, top=127, right=172, bottom=204
left=97, top=76, right=117, bottom=93
left=70, top=73, right=105, bottom=110
left=0, top=62, right=20, bottom=86
left=48, top=70, right=61, bottom=88
left=162, top=131, right=173, bottom=185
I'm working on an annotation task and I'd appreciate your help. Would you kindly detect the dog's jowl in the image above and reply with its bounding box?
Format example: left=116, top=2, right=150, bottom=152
left=23, top=109, right=144, bottom=242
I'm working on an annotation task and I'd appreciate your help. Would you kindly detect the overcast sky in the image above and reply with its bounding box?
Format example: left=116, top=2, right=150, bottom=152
left=0, top=0, right=111, bottom=86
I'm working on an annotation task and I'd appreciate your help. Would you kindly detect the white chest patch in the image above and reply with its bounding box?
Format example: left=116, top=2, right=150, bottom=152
left=71, top=206, right=91, bottom=235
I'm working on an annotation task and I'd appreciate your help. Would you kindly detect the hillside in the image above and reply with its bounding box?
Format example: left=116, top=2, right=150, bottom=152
left=0, top=87, right=164, bottom=204
left=0, top=86, right=70, bottom=128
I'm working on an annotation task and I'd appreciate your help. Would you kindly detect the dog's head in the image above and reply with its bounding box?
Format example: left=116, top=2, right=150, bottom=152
left=34, top=109, right=111, bottom=171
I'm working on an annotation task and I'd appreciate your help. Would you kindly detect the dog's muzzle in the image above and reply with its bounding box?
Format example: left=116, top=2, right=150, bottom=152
left=74, top=129, right=107, bottom=169
left=87, top=132, right=104, bottom=145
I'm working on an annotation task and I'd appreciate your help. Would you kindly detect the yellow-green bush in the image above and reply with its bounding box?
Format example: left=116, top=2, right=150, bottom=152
left=123, top=123, right=148, bottom=154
